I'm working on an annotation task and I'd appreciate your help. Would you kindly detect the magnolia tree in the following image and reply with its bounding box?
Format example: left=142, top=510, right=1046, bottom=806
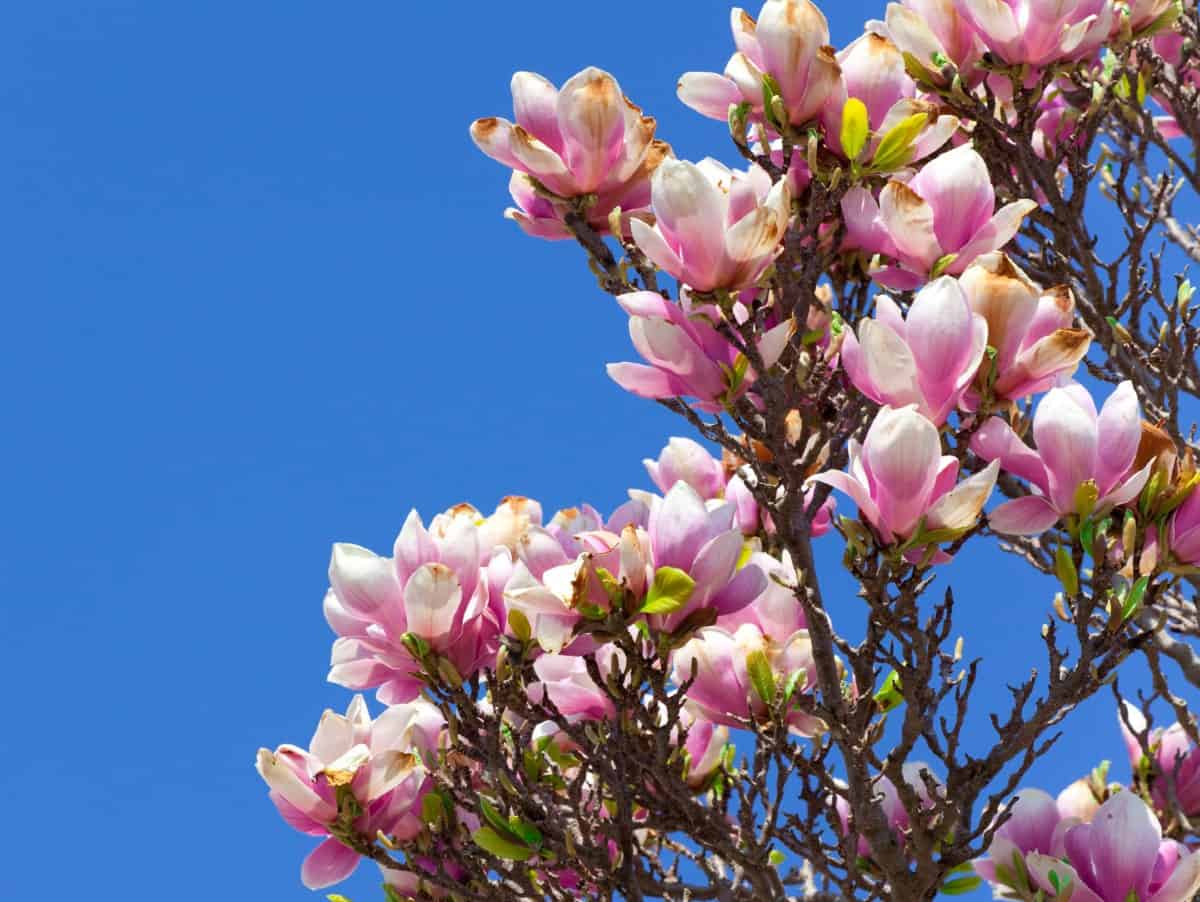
left=256, top=0, right=1200, bottom=898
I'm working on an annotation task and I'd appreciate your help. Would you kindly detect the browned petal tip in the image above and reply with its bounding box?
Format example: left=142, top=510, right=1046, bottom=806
left=1044, top=284, right=1075, bottom=313
left=991, top=252, right=1023, bottom=281
left=887, top=179, right=926, bottom=211
left=471, top=116, right=501, bottom=137
left=1134, top=420, right=1177, bottom=474
left=737, top=9, right=757, bottom=32
left=449, top=502, right=479, bottom=517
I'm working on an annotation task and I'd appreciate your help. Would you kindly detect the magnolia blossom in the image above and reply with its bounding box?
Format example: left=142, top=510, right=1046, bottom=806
left=821, top=29, right=959, bottom=164
left=840, top=276, right=988, bottom=425
left=677, top=1, right=841, bottom=127
left=884, top=0, right=984, bottom=80
left=960, top=0, right=1115, bottom=66
left=1167, top=482, right=1200, bottom=566
left=958, top=253, right=1091, bottom=402
left=841, top=144, right=1038, bottom=289
left=808, top=405, right=1000, bottom=554
left=255, top=696, right=444, bottom=889
left=1121, top=704, right=1200, bottom=815
left=972, top=381, right=1151, bottom=535
left=507, top=482, right=766, bottom=648
left=607, top=290, right=793, bottom=413
left=1024, top=792, right=1200, bottom=902
left=528, top=650, right=619, bottom=721
left=503, top=502, right=648, bottom=653
left=833, top=763, right=944, bottom=857
left=975, top=788, right=1073, bottom=890
left=671, top=623, right=823, bottom=734
left=325, top=503, right=519, bottom=703
left=678, top=706, right=730, bottom=789
left=644, top=436, right=833, bottom=538
left=632, top=158, right=790, bottom=292
left=470, top=67, right=670, bottom=239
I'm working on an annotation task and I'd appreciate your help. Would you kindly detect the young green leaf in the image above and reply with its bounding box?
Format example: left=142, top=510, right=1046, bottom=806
left=473, top=826, right=535, bottom=861
left=640, top=566, right=697, bottom=615
left=840, top=97, right=870, bottom=161
left=746, top=649, right=776, bottom=705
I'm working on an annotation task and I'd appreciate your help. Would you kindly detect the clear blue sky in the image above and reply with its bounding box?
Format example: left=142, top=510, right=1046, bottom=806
left=0, top=2, right=1174, bottom=899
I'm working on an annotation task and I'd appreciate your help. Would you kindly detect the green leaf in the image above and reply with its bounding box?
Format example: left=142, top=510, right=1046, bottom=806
left=506, top=608, right=532, bottom=643
left=940, top=875, right=983, bottom=896
left=746, top=649, right=777, bottom=705
left=421, top=792, right=445, bottom=827
left=768, top=849, right=786, bottom=867
left=506, top=815, right=544, bottom=849
left=874, top=670, right=904, bottom=713
left=382, top=886, right=405, bottom=902
left=480, top=797, right=514, bottom=837
left=400, top=632, right=430, bottom=660
left=640, top=566, right=697, bottom=615
left=472, top=826, right=535, bottom=861
left=783, top=668, right=808, bottom=704
left=870, top=112, right=929, bottom=171
left=1055, top=545, right=1080, bottom=596
left=839, top=97, right=870, bottom=160
left=327, top=895, right=353, bottom=902
left=930, top=253, right=958, bottom=278
left=761, top=74, right=783, bottom=128
left=1122, top=575, right=1150, bottom=621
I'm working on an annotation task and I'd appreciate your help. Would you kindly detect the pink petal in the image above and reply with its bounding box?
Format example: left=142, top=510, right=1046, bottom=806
left=970, top=417, right=1050, bottom=493
left=1095, top=381, right=1141, bottom=496
left=879, top=180, right=941, bottom=272
left=301, top=837, right=361, bottom=890
left=677, top=71, right=743, bottom=121
left=988, top=495, right=1060, bottom=536
left=510, top=71, right=563, bottom=152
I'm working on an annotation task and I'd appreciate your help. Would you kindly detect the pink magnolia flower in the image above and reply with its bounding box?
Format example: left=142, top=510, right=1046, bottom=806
left=1167, top=481, right=1200, bottom=566
left=325, top=504, right=513, bottom=703
left=1025, top=792, right=1200, bottom=902
left=884, top=0, right=985, bottom=81
left=677, top=2, right=842, bottom=128
left=975, top=789, right=1073, bottom=890
left=717, top=549, right=808, bottom=637
left=840, top=276, right=988, bottom=425
left=1058, top=775, right=1104, bottom=822
left=960, top=0, right=1115, bottom=67
left=1120, top=704, right=1200, bottom=815
left=470, top=68, right=671, bottom=240
left=808, top=405, right=1000, bottom=552
left=841, top=145, right=1039, bottom=290
left=671, top=621, right=823, bottom=734
left=255, top=696, right=444, bottom=889
left=644, top=436, right=833, bottom=538
left=631, top=158, right=790, bottom=292
left=833, top=763, right=945, bottom=857
left=821, top=28, right=959, bottom=164
left=528, top=650, right=619, bottom=722
left=606, top=290, right=794, bottom=413
left=678, top=706, right=730, bottom=789
left=972, top=381, right=1152, bottom=536
left=959, top=253, right=1091, bottom=402
left=506, top=483, right=766, bottom=647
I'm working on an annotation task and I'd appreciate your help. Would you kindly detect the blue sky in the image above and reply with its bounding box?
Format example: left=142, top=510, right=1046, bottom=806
left=0, top=1, right=1181, bottom=899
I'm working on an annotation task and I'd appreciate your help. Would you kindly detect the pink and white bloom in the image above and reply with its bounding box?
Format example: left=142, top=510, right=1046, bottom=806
left=528, top=650, right=619, bottom=722
left=645, top=437, right=728, bottom=501
left=470, top=68, right=670, bottom=239
left=841, top=145, right=1039, bottom=289
left=677, top=2, right=842, bottom=128
left=960, top=0, right=1115, bottom=67
left=607, top=290, right=794, bottom=413
left=840, top=276, right=988, bottom=425
left=1120, top=704, right=1200, bottom=815
left=821, top=29, right=959, bottom=164
left=671, top=621, right=823, bottom=734
left=884, top=0, right=985, bottom=81
left=1025, top=792, right=1200, bottom=901
left=808, top=405, right=1000, bottom=550
left=632, top=158, right=790, bottom=292
left=678, top=705, right=730, bottom=789
left=975, top=788, right=1073, bottom=890
left=255, top=696, right=444, bottom=889
left=972, top=381, right=1152, bottom=535
left=833, top=763, right=945, bottom=857
left=959, top=253, right=1091, bottom=402
left=325, top=505, right=510, bottom=703
left=1167, top=482, right=1200, bottom=566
